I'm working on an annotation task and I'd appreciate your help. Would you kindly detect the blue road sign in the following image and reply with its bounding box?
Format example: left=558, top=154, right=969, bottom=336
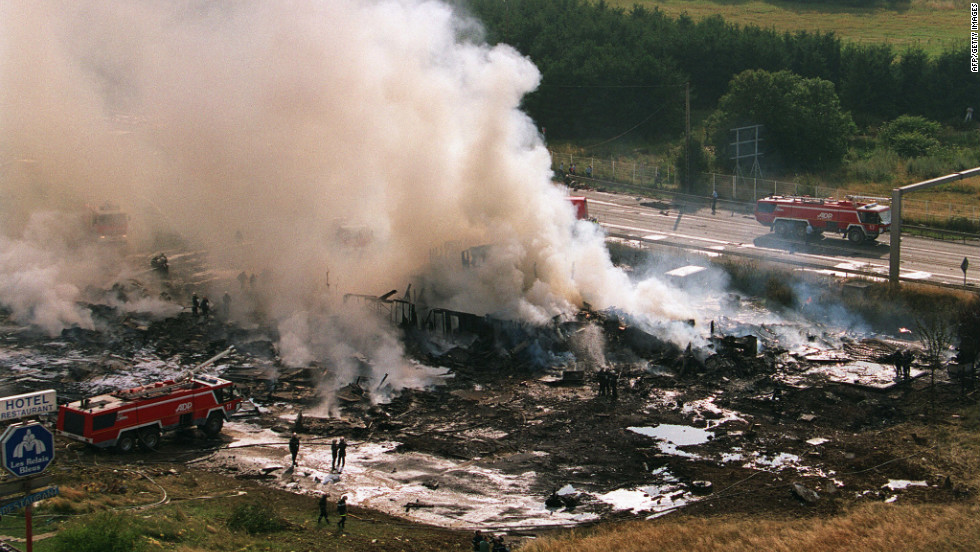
left=0, top=487, right=59, bottom=515
left=1, top=423, right=54, bottom=477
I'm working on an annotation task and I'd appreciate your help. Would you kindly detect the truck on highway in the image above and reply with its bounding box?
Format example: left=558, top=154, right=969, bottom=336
left=568, top=196, right=590, bottom=220
left=56, top=348, right=242, bottom=452
left=754, top=195, right=890, bottom=244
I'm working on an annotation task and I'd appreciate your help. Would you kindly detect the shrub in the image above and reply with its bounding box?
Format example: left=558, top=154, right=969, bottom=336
left=227, top=502, right=286, bottom=535
left=880, top=115, right=942, bottom=157
left=51, top=511, right=146, bottom=552
left=906, top=149, right=980, bottom=178
left=888, top=132, right=939, bottom=157
left=847, top=148, right=898, bottom=182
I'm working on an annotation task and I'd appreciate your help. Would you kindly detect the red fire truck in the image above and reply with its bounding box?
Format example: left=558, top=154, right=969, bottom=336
left=87, top=202, right=129, bottom=242
left=56, top=349, right=243, bottom=452
left=754, top=195, right=890, bottom=244
left=568, top=196, right=590, bottom=220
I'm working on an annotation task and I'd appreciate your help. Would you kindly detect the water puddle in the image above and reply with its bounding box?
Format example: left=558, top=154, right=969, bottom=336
left=680, top=396, right=745, bottom=428
left=595, top=467, right=693, bottom=518
left=628, top=424, right=713, bottom=458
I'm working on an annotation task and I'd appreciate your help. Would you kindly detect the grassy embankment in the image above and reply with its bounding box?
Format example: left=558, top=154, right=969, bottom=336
left=604, top=0, right=963, bottom=57
left=0, top=458, right=470, bottom=551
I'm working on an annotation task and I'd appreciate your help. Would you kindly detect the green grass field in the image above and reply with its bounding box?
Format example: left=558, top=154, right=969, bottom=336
left=603, top=0, right=965, bottom=56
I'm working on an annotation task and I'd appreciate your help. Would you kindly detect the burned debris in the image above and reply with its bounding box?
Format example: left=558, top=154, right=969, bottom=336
left=0, top=246, right=974, bottom=531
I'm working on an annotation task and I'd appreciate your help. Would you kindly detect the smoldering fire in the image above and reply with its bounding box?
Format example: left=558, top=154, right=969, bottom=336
left=0, top=1, right=704, bottom=402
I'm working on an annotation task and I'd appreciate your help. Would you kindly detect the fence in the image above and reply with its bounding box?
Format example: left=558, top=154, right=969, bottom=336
left=550, top=151, right=673, bottom=189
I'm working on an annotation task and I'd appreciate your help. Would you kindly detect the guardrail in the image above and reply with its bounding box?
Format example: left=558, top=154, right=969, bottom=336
left=902, top=225, right=980, bottom=243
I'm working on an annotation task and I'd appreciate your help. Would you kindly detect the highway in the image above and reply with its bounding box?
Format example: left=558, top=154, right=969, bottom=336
left=578, top=189, right=980, bottom=289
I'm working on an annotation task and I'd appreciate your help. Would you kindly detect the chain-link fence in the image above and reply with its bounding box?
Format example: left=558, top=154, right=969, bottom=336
left=549, top=151, right=674, bottom=189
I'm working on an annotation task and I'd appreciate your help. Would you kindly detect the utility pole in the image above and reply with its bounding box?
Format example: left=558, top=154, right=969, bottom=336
left=685, top=82, right=691, bottom=193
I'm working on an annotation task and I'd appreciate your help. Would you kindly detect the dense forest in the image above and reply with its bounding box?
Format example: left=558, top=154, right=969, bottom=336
left=466, top=0, right=979, bottom=146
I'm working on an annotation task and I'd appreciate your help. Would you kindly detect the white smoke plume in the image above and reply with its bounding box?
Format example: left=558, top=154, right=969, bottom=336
left=0, top=2, right=694, bottom=393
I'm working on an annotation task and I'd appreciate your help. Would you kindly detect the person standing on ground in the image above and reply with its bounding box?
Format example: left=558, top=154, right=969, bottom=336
left=337, top=437, right=347, bottom=471
left=222, top=291, right=231, bottom=319
left=336, top=496, right=348, bottom=531
left=331, top=439, right=339, bottom=472
left=711, top=190, right=718, bottom=215
left=191, top=293, right=199, bottom=317
left=472, top=530, right=484, bottom=551
left=317, top=493, right=329, bottom=524
left=289, top=432, right=300, bottom=467
left=200, top=296, right=211, bottom=318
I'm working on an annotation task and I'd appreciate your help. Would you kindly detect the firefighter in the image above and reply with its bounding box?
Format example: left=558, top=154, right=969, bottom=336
left=191, top=293, right=199, bottom=317
left=221, top=292, right=231, bottom=319
left=289, top=432, right=300, bottom=467
left=200, top=297, right=211, bottom=318
left=331, top=439, right=339, bottom=472
left=317, top=493, right=329, bottom=524
left=337, top=437, right=347, bottom=471
left=902, top=350, right=914, bottom=380
left=336, top=495, right=348, bottom=531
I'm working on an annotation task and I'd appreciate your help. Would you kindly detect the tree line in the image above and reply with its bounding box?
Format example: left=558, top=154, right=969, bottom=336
left=468, top=0, right=979, bottom=143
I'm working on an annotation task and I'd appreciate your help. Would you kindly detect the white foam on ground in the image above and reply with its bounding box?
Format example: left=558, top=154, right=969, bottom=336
left=884, top=480, right=928, bottom=490
left=213, top=422, right=598, bottom=529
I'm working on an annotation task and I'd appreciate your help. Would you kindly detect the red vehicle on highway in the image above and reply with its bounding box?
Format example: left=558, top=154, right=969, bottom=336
left=754, top=195, right=890, bottom=244
left=56, top=373, right=243, bottom=452
left=568, top=196, right=590, bottom=220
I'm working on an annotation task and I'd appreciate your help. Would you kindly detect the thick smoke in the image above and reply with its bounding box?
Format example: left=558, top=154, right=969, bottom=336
left=0, top=1, right=695, bottom=397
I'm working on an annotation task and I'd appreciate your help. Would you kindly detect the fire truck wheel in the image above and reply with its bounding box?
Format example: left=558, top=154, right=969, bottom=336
left=139, top=427, right=161, bottom=450
left=115, top=432, right=137, bottom=453
left=774, top=220, right=787, bottom=237
left=203, top=413, right=224, bottom=437
left=848, top=227, right=865, bottom=244
left=793, top=222, right=807, bottom=240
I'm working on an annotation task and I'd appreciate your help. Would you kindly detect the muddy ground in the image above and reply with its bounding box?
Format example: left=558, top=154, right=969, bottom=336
left=2, top=290, right=975, bottom=535
left=0, top=240, right=977, bottom=536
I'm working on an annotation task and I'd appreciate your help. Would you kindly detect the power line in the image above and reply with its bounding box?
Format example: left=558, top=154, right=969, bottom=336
left=539, top=83, right=686, bottom=89
left=582, top=104, right=670, bottom=150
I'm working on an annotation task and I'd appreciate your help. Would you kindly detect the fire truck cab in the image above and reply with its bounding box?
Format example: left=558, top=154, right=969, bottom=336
left=754, top=195, right=890, bottom=244
left=88, top=202, right=129, bottom=242
left=56, top=375, right=243, bottom=452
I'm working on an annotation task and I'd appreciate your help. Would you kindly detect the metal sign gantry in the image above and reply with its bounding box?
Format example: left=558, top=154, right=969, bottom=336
left=890, top=167, right=980, bottom=286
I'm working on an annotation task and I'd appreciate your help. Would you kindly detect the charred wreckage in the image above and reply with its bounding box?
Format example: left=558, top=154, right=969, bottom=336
left=0, top=248, right=977, bottom=528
